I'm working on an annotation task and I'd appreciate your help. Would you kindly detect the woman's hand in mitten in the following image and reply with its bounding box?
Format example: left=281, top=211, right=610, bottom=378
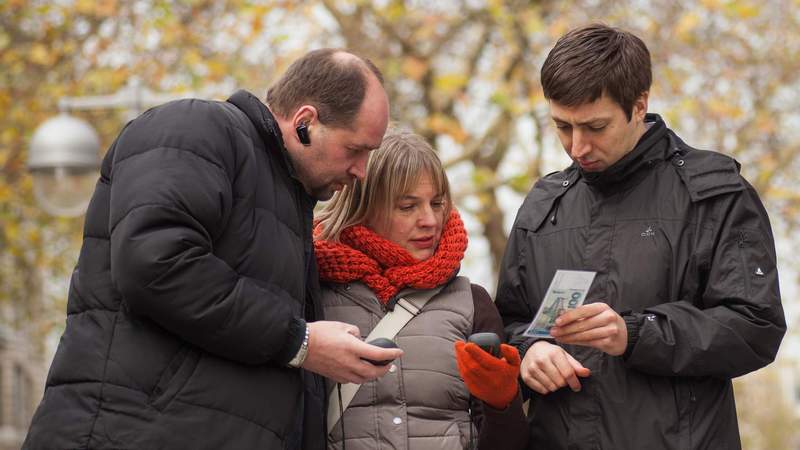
left=454, top=341, right=521, bottom=409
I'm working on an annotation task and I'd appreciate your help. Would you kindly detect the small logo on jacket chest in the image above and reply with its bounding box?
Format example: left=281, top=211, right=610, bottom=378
left=641, top=226, right=656, bottom=237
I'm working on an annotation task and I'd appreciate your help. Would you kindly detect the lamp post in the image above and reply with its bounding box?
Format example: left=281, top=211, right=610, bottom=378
left=27, top=77, right=192, bottom=217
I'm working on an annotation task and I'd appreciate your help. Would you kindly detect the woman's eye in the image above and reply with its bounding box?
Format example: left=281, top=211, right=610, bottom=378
left=432, top=201, right=445, bottom=209
left=399, top=204, right=414, bottom=211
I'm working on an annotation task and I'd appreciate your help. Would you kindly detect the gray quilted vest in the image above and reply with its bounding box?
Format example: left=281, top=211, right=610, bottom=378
left=322, top=276, right=476, bottom=450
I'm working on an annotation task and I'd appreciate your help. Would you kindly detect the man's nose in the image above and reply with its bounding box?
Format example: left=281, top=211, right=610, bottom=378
left=570, top=130, right=591, bottom=159
left=348, top=153, right=369, bottom=180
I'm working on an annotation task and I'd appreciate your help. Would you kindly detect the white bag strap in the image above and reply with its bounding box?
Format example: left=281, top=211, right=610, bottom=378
left=326, top=286, right=444, bottom=434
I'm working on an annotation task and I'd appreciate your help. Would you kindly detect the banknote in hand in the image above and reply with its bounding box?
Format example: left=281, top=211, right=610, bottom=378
left=523, top=270, right=597, bottom=338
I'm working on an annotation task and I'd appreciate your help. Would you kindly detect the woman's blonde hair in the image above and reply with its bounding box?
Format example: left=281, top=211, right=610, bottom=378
left=316, top=130, right=452, bottom=241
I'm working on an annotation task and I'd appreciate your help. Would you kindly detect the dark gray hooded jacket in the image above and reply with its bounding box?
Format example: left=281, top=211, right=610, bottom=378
left=496, top=114, right=785, bottom=450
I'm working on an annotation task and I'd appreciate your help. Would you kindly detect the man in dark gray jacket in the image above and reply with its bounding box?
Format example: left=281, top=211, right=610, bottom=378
left=23, top=48, right=401, bottom=450
left=496, top=24, right=786, bottom=449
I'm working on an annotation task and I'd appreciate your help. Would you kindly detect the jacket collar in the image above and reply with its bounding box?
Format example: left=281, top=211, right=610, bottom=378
left=226, top=90, right=299, bottom=179
left=581, top=113, right=669, bottom=191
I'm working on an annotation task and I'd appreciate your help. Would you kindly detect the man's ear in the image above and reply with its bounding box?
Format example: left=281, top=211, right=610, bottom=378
left=634, top=91, right=649, bottom=122
left=292, top=105, right=318, bottom=125
left=291, top=105, right=318, bottom=144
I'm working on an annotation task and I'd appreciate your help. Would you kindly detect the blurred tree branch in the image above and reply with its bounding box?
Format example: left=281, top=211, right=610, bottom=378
left=319, top=0, right=556, bottom=273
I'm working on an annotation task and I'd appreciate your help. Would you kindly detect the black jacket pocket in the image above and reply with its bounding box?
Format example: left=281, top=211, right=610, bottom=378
left=149, top=345, right=200, bottom=411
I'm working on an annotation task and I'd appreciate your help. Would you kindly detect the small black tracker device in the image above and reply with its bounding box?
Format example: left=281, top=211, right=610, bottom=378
left=467, top=332, right=501, bottom=357
left=362, top=338, right=399, bottom=366
left=296, top=122, right=311, bottom=146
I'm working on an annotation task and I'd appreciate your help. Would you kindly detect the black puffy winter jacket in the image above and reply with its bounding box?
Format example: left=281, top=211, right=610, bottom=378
left=23, top=90, right=326, bottom=450
left=496, top=114, right=786, bottom=450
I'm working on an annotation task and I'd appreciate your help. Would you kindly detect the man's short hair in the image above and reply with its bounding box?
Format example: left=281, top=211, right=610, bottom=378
left=541, top=24, right=651, bottom=120
left=266, top=48, right=384, bottom=129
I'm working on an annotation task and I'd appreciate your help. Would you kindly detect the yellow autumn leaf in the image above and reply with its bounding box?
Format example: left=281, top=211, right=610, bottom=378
left=384, top=2, right=406, bottom=20
left=5, top=222, right=19, bottom=242
left=0, top=89, right=11, bottom=108
left=434, top=74, right=468, bottom=93
left=402, top=57, right=428, bottom=82
left=679, top=97, right=699, bottom=115
left=0, top=184, right=11, bottom=203
left=27, top=228, right=42, bottom=246
left=428, top=114, right=468, bottom=144
left=243, top=4, right=271, bottom=17
left=490, top=90, right=512, bottom=110
left=184, top=49, right=203, bottom=67
left=161, top=26, right=179, bottom=46
left=529, top=89, right=545, bottom=104
left=675, top=12, right=701, bottom=41
left=765, top=186, right=800, bottom=201
left=727, top=2, right=760, bottom=19
left=548, top=17, right=572, bottom=39
left=509, top=173, right=533, bottom=194
left=207, top=60, right=228, bottom=80
left=95, top=0, right=118, bottom=17
left=2, top=127, right=17, bottom=144
left=700, top=0, right=722, bottom=9
left=62, top=39, right=77, bottom=54
left=472, top=167, right=494, bottom=188
left=30, top=43, right=54, bottom=66
left=523, top=11, right=545, bottom=34
left=75, top=0, right=95, bottom=15
left=708, top=98, right=744, bottom=119
left=754, top=113, right=777, bottom=133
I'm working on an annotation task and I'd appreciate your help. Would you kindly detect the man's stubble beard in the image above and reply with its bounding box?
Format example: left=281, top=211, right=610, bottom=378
left=311, top=186, right=336, bottom=201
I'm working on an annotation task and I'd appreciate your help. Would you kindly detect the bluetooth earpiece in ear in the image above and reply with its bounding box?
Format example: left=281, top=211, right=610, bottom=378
left=296, top=122, right=311, bottom=146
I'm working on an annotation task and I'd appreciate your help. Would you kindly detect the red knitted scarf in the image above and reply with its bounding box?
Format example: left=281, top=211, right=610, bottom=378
left=315, top=209, right=468, bottom=303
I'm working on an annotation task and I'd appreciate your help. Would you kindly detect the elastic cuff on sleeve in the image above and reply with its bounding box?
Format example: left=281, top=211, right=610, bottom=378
left=481, top=390, right=523, bottom=414
left=516, top=337, right=538, bottom=359
left=274, top=317, right=307, bottom=365
left=622, top=314, right=641, bottom=360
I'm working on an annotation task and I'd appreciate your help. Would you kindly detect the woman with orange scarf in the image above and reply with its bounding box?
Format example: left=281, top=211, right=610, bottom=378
left=314, top=131, right=528, bottom=450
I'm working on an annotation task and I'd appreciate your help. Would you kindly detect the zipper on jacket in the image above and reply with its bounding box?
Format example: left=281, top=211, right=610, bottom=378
left=549, top=196, right=562, bottom=226
left=737, top=231, right=752, bottom=296
left=688, top=380, right=696, bottom=449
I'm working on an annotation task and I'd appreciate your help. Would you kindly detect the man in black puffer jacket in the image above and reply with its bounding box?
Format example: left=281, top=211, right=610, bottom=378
left=23, top=48, right=402, bottom=450
left=496, top=25, right=786, bottom=449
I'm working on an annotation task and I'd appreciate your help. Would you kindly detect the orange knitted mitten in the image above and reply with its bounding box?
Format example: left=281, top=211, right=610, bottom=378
left=455, top=341, right=520, bottom=410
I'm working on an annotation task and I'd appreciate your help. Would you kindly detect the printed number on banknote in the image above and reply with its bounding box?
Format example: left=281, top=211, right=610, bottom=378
left=523, top=270, right=597, bottom=338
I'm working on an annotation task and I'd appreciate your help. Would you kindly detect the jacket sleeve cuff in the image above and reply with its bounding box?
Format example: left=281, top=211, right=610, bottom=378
left=481, top=390, right=523, bottom=414
left=622, top=314, right=641, bottom=360
left=516, top=336, right=541, bottom=358
left=476, top=391, right=529, bottom=450
left=274, top=317, right=307, bottom=365
left=514, top=337, right=542, bottom=400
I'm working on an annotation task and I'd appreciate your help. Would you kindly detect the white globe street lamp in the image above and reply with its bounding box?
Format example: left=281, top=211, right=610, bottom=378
left=27, top=114, right=101, bottom=217
left=26, top=77, right=194, bottom=217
